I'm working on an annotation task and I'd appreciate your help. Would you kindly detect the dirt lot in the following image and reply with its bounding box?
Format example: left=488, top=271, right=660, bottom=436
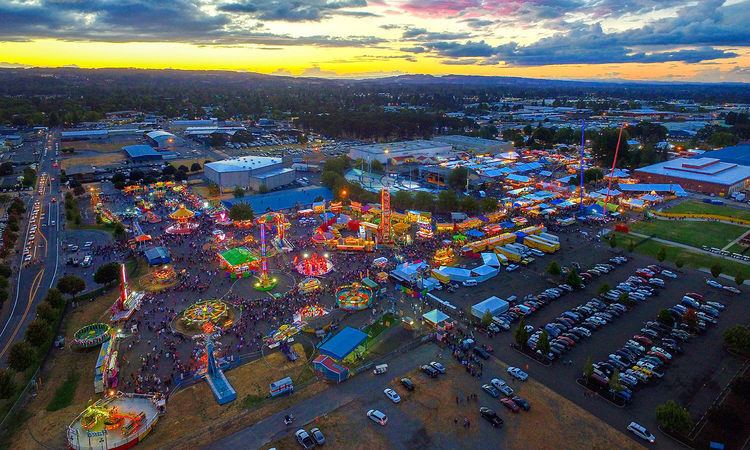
left=265, top=355, right=640, bottom=450
left=60, top=153, right=125, bottom=170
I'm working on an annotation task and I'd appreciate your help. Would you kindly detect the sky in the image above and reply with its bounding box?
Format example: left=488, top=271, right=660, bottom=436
left=1, top=0, right=749, bottom=82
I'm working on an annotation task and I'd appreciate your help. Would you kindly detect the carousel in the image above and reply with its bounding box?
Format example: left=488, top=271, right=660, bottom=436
left=174, top=299, right=239, bottom=335
left=166, top=204, right=198, bottom=234
left=335, top=282, right=374, bottom=311
left=298, top=277, right=322, bottom=294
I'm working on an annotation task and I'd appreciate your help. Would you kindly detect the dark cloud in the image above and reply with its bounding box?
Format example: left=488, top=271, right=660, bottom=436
left=218, top=0, right=368, bottom=22
left=402, top=27, right=472, bottom=41
left=400, top=46, right=426, bottom=53
left=461, top=18, right=495, bottom=29
left=422, top=40, right=496, bottom=58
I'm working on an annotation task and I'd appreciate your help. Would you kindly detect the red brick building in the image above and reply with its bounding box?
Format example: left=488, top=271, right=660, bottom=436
left=634, top=157, right=750, bottom=196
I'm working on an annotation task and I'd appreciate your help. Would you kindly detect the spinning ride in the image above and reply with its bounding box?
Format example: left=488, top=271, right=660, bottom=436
left=254, top=222, right=278, bottom=291
left=166, top=204, right=198, bottom=234
left=294, top=253, right=333, bottom=276
left=72, top=323, right=111, bottom=349
left=111, top=264, right=144, bottom=322
left=298, top=277, right=322, bottom=294
left=256, top=212, right=292, bottom=251
left=181, top=300, right=231, bottom=329
left=433, top=247, right=456, bottom=266
left=335, top=282, right=374, bottom=311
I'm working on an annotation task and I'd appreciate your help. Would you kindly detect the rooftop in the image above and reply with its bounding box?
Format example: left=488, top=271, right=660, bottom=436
left=206, top=156, right=281, bottom=173
left=635, top=157, right=750, bottom=186
left=698, top=144, right=750, bottom=166
left=123, top=144, right=161, bottom=158
left=350, top=140, right=451, bottom=155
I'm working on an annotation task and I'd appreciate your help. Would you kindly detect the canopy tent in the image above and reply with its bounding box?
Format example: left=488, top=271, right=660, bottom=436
left=144, top=246, right=171, bottom=266
left=471, top=296, right=509, bottom=319
left=318, top=327, right=368, bottom=360
left=471, top=264, right=499, bottom=282
left=481, top=252, right=501, bottom=267
left=422, top=309, right=450, bottom=327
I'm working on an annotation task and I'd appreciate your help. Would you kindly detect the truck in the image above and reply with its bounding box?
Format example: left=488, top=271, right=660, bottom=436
left=495, top=245, right=522, bottom=262
left=539, top=232, right=560, bottom=243
left=524, top=235, right=560, bottom=253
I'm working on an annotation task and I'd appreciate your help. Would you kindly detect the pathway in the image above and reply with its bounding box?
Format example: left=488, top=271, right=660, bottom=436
left=627, top=232, right=750, bottom=266
left=722, top=229, right=750, bottom=252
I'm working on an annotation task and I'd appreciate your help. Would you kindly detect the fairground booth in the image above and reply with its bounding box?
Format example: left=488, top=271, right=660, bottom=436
left=144, top=246, right=171, bottom=266
left=313, top=327, right=368, bottom=383
left=217, top=247, right=259, bottom=278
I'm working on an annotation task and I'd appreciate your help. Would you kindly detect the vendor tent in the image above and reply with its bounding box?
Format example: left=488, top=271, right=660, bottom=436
left=423, top=309, right=449, bottom=327
left=471, top=296, right=509, bottom=319
left=471, top=265, right=499, bottom=282
left=144, top=246, right=171, bottom=266
left=481, top=252, right=500, bottom=267
left=318, top=327, right=368, bottom=360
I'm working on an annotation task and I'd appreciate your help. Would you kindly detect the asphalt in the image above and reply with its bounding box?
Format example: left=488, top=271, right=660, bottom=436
left=0, top=131, right=62, bottom=363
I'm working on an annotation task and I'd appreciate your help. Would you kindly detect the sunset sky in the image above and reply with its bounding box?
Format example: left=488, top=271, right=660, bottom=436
left=1, top=0, right=749, bottom=82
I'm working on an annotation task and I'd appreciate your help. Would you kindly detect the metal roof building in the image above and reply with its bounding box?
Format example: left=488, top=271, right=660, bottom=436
left=348, top=140, right=452, bottom=164
left=123, top=145, right=162, bottom=162
left=145, top=130, right=179, bottom=149
left=634, top=157, right=750, bottom=196
left=431, top=135, right=514, bottom=154
left=205, top=156, right=296, bottom=192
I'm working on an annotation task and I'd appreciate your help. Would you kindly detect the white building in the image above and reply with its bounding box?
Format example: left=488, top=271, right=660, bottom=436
left=348, top=140, right=452, bottom=164
left=430, top=135, right=514, bottom=154
left=204, top=156, right=296, bottom=192
left=145, top=130, right=179, bottom=149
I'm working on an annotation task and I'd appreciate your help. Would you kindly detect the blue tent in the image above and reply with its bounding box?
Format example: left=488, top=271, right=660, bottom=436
left=144, top=246, right=171, bottom=265
left=466, top=229, right=484, bottom=238
left=318, top=327, right=368, bottom=360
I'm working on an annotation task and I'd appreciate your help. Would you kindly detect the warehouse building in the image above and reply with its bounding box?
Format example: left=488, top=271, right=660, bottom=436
left=145, top=130, right=179, bottom=149
left=61, top=129, right=109, bottom=141
left=204, top=156, right=296, bottom=192
left=431, top=135, right=514, bottom=154
left=348, top=140, right=452, bottom=164
left=634, top=157, right=750, bottom=196
left=123, top=145, right=163, bottom=162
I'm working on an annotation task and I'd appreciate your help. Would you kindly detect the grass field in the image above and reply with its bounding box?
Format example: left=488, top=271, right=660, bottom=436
left=665, top=200, right=750, bottom=221
left=629, top=219, right=749, bottom=249
left=61, top=153, right=124, bottom=170
left=66, top=141, right=129, bottom=153
left=615, top=233, right=750, bottom=279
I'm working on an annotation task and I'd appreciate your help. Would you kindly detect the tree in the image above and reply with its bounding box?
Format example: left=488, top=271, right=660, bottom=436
left=657, top=308, right=675, bottom=326
left=684, top=309, right=699, bottom=331
left=207, top=182, right=220, bottom=198
left=436, top=190, right=458, bottom=213
left=514, top=316, right=529, bottom=347
left=609, top=368, right=623, bottom=392
left=233, top=186, right=245, bottom=198
left=392, top=190, right=413, bottom=210
left=112, top=222, right=126, bottom=241
left=229, top=203, right=254, bottom=222
left=735, top=272, right=745, bottom=286
left=459, top=196, right=480, bottom=215
left=710, top=263, right=723, bottom=278
left=94, top=262, right=120, bottom=285
left=655, top=400, right=693, bottom=435
left=0, top=368, right=15, bottom=399
left=675, top=256, right=685, bottom=269
left=583, top=356, right=594, bottom=379
left=413, top=191, right=434, bottom=212
left=723, top=325, right=750, bottom=355
left=592, top=127, right=630, bottom=166
left=0, top=162, right=13, bottom=176
left=25, top=318, right=51, bottom=347
left=657, top=246, right=666, bottom=262
left=566, top=269, right=583, bottom=289
left=57, top=275, right=85, bottom=297
left=162, top=165, right=176, bottom=176
left=7, top=341, right=34, bottom=372
left=480, top=197, right=498, bottom=213
left=609, top=234, right=617, bottom=249
left=45, top=288, right=64, bottom=309
left=370, top=160, right=384, bottom=173
left=598, top=283, right=610, bottom=296
left=481, top=310, right=493, bottom=327
left=627, top=240, right=635, bottom=252
left=36, top=301, right=56, bottom=324
left=447, top=167, right=468, bottom=191
left=547, top=261, right=561, bottom=276
left=190, top=162, right=202, bottom=172
left=537, top=330, right=551, bottom=355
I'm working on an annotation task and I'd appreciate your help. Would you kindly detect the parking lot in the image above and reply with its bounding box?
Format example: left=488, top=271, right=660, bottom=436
left=418, top=225, right=749, bottom=448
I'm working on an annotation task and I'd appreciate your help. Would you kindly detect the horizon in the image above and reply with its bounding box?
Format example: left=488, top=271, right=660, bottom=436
left=1, top=0, right=749, bottom=83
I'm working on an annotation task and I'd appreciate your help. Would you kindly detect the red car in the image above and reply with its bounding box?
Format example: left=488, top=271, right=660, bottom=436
left=647, top=351, right=670, bottom=364
left=636, top=270, right=654, bottom=279
left=500, top=397, right=520, bottom=413
left=685, top=292, right=704, bottom=302
left=632, top=335, right=653, bottom=347
left=557, top=336, right=576, bottom=347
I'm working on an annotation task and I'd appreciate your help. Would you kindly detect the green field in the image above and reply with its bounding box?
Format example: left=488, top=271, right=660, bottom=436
left=665, top=200, right=750, bottom=221
left=615, top=233, right=750, bottom=279
left=629, top=219, right=749, bottom=249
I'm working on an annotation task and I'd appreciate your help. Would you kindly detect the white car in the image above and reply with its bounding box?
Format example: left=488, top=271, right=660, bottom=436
left=723, top=285, right=741, bottom=294
left=367, top=409, right=388, bottom=425
left=660, top=270, right=677, bottom=279
left=507, top=367, right=528, bottom=381
left=627, top=422, right=655, bottom=443
left=506, top=264, right=520, bottom=272
left=706, top=279, right=723, bottom=288
left=384, top=388, right=401, bottom=403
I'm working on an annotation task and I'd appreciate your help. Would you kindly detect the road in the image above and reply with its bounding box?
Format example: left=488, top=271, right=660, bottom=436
left=0, top=131, right=61, bottom=363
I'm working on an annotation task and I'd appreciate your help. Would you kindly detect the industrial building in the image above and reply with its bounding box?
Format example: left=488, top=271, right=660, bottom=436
left=348, top=140, right=452, bottom=164
left=61, top=129, right=109, bottom=141
left=634, top=157, right=750, bottom=196
left=123, top=145, right=163, bottom=162
left=145, top=130, right=179, bottom=149
left=431, top=135, right=514, bottom=154
left=698, top=144, right=750, bottom=166
left=204, top=156, right=296, bottom=192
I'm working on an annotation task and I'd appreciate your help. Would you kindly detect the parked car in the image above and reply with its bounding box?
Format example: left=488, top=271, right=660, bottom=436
left=499, top=397, right=520, bottom=413
left=420, top=365, right=439, bottom=378
left=473, top=347, right=491, bottom=360
left=479, top=407, right=503, bottom=428
left=310, top=427, right=326, bottom=446
left=367, top=409, right=388, bottom=426
left=295, top=429, right=316, bottom=449
left=627, top=422, right=656, bottom=443
left=400, top=377, right=415, bottom=391
left=482, top=384, right=500, bottom=398
left=511, top=395, right=530, bottom=411
left=430, top=362, right=446, bottom=374
left=384, top=388, right=401, bottom=403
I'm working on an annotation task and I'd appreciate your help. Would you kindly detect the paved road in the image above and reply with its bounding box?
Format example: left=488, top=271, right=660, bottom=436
left=203, top=342, right=436, bottom=450
left=0, top=131, right=61, bottom=363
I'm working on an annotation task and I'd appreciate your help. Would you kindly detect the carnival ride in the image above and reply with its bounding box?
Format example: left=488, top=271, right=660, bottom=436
left=335, top=282, right=374, bottom=311
left=294, top=253, right=333, bottom=277
left=165, top=204, right=198, bottom=234
left=298, top=277, right=322, bottom=294
left=254, top=220, right=278, bottom=291
left=179, top=299, right=233, bottom=331
left=67, top=392, right=164, bottom=450
left=217, top=246, right=259, bottom=278
left=294, top=304, right=329, bottom=323
left=110, top=264, right=144, bottom=322
left=256, top=212, right=293, bottom=252
left=73, top=323, right=111, bottom=349
left=195, top=323, right=237, bottom=405
left=432, top=247, right=457, bottom=267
